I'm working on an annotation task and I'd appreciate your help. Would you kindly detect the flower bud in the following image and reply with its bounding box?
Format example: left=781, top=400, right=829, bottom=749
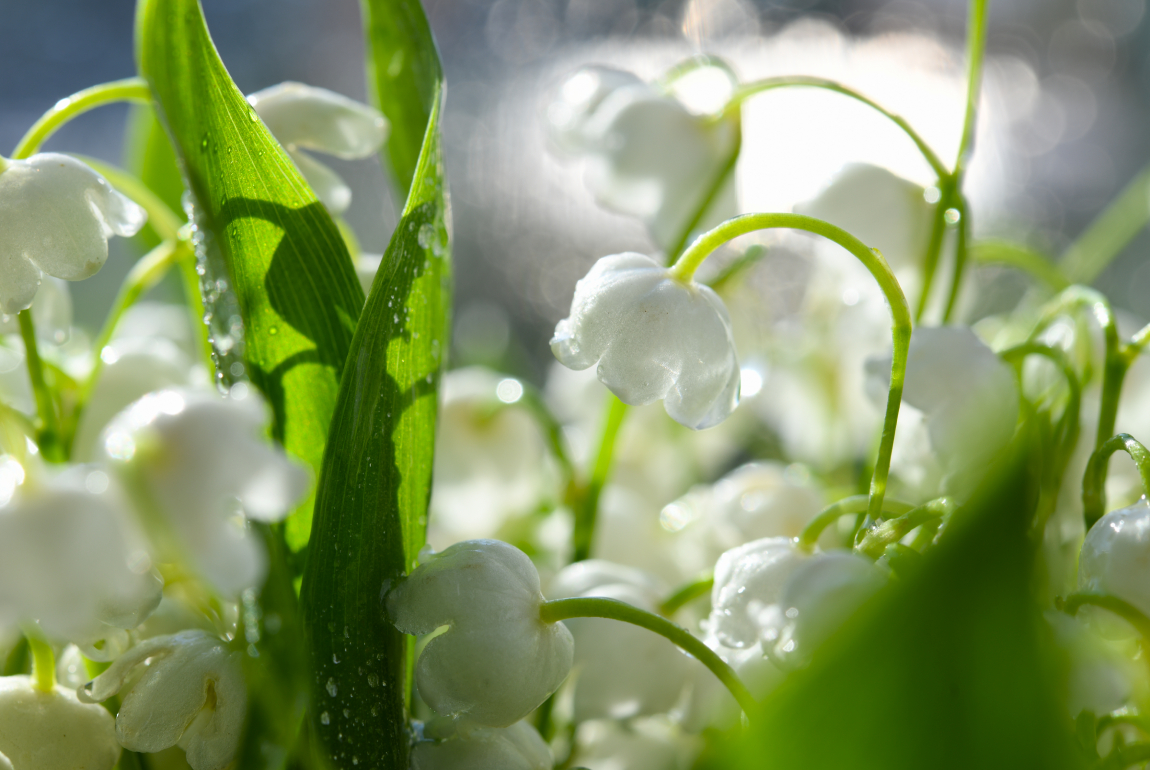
left=0, top=153, right=146, bottom=315
left=0, top=675, right=120, bottom=770
left=100, top=388, right=310, bottom=595
left=413, top=717, right=553, bottom=770
left=549, top=560, right=689, bottom=721
left=1079, top=498, right=1150, bottom=619
left=80, top=630, right=246, bottom=770
left=552, top=253, right=740, bottom=430
left=248, top=82, right=388, bottom=214
left=386, top=540, right=574, bottom=727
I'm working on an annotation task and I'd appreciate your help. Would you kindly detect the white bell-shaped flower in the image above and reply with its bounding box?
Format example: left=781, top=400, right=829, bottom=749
left=763, top=551, right=888, bottom=669
left=0, top=467, right=161, bottom=643
left=248, top=82, right=388, bottom=215
left=549, top=560, right=690, bottom=721
left=100, top=388, right=310, bottom=595
left=80, top=630, right=246, bottom=770
left=1045, top=611, right=1135, bottom=717
left=0, top=153, right=146, bottom=315
left=413, top=717, right=553, bottom=770
left=867, top=326, right=1018, bottom=492
left=0, top=277, right=72, bottom=345
left=0, top=675, right=121, bottom=770
left=429, top=368, right=553, bottom=549
left=386, top=539, right=574, bottom=727
left=552, top=253, right=740, bottom=430
left=706, top=537, right=809, bottom=649
left=1079, top=498, right=1150, bottom=619
left=571, top=717, right=700, bottom=770
left=546, top=66, right=738, bottom=251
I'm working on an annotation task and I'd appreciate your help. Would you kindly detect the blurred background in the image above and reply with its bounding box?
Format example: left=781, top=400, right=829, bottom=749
left=2, top=0, right=1148, bottom=380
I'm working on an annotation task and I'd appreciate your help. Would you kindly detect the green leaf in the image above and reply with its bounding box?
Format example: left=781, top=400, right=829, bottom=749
left=123, top=103, right=186, bottom=250
left=704, top=446, right=1085, bottom=770
left=300, top=0, right=449, bottom=764
left=135, top=0, right=366, bottom=554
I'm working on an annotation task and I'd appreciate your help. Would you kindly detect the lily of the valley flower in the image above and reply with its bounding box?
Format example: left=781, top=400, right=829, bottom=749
left=1046, top=611, right=1136, bottom=717
left=386, top=540, right=574, bottom=727
left=248, top=82, right=388, bottom=215
left=0, top=153, right=146, bottom=315
left=0, top=674, right=121, bottom=770
left=1079, top=498, right=1150, bottom=620
left=552, top=252, right=741, bottom=430
left=80, top=630, right=246, bottom=770
left=548, top=560, right=690, bottom=721
left=707, top=536, right=809, bottom=649
left=546, top=66, right=739, bottom=251
left=413, top=717, right=553, bottom=770
left=0, top=469, right=161, bottom=644
left=100, top=388, right=310, bottom=595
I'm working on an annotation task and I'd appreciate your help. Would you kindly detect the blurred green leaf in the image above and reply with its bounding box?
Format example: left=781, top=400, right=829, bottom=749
left=135, top=0, right=365, bottom=555
left=703, top=447, right=1084, bottom=770
left=300, top=0, right=449, bottom=765
left=123, top=103, right=186, bottom=250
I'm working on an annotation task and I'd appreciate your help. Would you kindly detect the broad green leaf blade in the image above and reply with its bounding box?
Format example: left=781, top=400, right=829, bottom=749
left=360, top=0, right=442, bottom=199
left=705, top=449, right=1084, bottom=770
left=135, top=0, right=365, bottom=554
left=301, top=0, right=450, bottom=761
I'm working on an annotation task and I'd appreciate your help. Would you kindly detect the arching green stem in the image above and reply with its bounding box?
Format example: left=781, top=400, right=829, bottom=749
left=21, top=624, right=56, bottom=692
left=855, top=498, right=954, bottom=558
left=1000, top=342, right=1082, bottom=464
left=723, top=77, right=947, bottom=179
left=954, top=0, right=989, bottom=178
left=971, top=241, right=1068, bottom=291
left=17, top=312, right=62, bottom=462
left=672, top=213, right=912, bottom=521
left=1061, top=162, right=1150, bottom=286
left=1082, top=434, right=1150, bottom=528
left=541, top=596, right=757, bottom=718
left=1097, top=742, right=1150, bottom=770
left=914, top=178, right=956, bottom=322
left=658, top=54, right=737, bottom=88
left=12, top=78, right=151, bottom=159
left=1061, top=592, right=1150, bottom=639
left=941, top=195, right=970, bottom=323
left=798, top=494, right=915, bottom=550
left=659, top=574, right=714, bottom=616
left=572, top=396, right=628, bottom=562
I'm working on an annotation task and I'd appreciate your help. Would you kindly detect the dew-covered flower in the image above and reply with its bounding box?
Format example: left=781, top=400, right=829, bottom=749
left=1079, top=498, right=1150, bottom=619
left=0, top=153, right=146, bottom=315
left=546, top=65, right=739, bottom=251
left=762, top=551, right=888, bottom=668
left=100, top=388, right=310, bottom=595
left=386, top=540, right=574, bottom=727
left=548, top=560, right=689, bottom=721
left=706, top=537, right=810, bottom=649
left=0, top=467, right=161, bottom=643
left=429, top=368, right=554, bottom=549
left=552, top=253, right=740, bottom=430
left=413, top=717, right=553, bottom=770
left=867, top=326, right=1019, bottom=494
left=248, top=82, right=388, bottom=215
left=80, top=630, right=246, bottom=770
left=0, top=674, right=121, bottom=770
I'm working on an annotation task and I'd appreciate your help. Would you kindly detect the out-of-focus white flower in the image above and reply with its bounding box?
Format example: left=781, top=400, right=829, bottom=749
left=0, top=674, right=121, bottom=770
left=546, top=65, right=739, bottom=251
left=795, top=163, right=938, bottom=300
left=664, top=461, right=824, bottom=559
left=100, top=388, right=310, bottom=595
left=0, top=277, right=72, bottom=345
left=248, top=82, right=388, bottom=215
left=706, top=537, right=809, bottom=649
left=867, top=326, right=1019, bottom=494
left=1045, top=612, right=1135, bottom=717
left=80, top=630, right=246, bottom=770
left=549, top=560, right=689, bottom=721
left=429, top=368, right=553, bottom=550
left=1079, top=499, right=1150, bottom=619
left=679, top=634, right=781, bottom=733
left=0, top=153, right=146, bottom=315
left=552, top=253, right=740, bottom=430
left=413, top=717, right=553, bottom=770
left=0, top=468, right=161, bottom=643
left=571, top=717, right=700, bottom=770
left=386, top=540, right=574, bottom=727
left=763, top=551, right=887, bottom=669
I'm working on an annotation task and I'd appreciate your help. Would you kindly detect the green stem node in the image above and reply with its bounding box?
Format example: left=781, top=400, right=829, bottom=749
left=1082, top=434, right=1150, bottom=529
left=855, top=498, right=954, bottom=558
left=799, top=494, right=915, bottom=550
left=540, top=596, right=757, bottom=718
left=671, top=213, right=912, bottom=521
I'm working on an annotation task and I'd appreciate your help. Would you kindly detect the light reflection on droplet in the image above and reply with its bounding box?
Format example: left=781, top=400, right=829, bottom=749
left=104, top=431, right=136, bottom=461
left=84, top=470, right=109, bottom=494
left=740, top=367, right=763, bottom=399
left=496, top=378, right=523, bottom=404
left=0, top=456, right=26, bottom=506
